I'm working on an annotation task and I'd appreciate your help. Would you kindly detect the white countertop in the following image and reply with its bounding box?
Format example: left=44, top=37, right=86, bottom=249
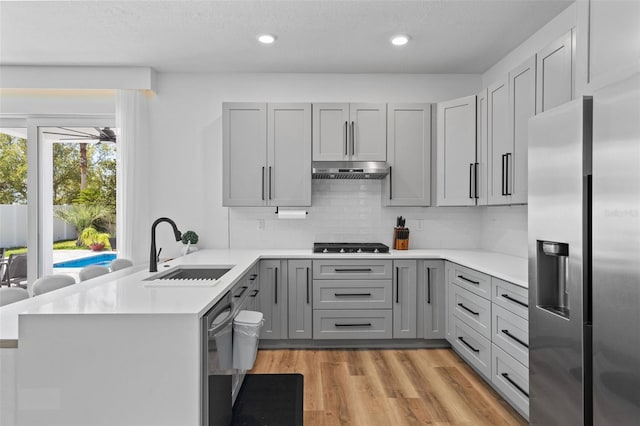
left=0, top=248, right=527, bottom=344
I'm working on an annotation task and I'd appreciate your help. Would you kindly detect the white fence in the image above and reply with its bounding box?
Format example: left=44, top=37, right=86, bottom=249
left=0, top=204, right=76, bottom=248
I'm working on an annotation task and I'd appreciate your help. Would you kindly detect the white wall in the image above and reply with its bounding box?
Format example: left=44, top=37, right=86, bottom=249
left=0, top=89, right=115, bottom=115
left=146, top=72, right=481, bottom=255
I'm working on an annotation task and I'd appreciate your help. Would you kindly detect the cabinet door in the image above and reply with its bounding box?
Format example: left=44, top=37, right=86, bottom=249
left=350, top=103, right=387, bottom=161
left=419, top=260, right=446, bottom=339
left=436, top=95, right=477, bottom=206
left=223, top=103, right=267, bottom=206
left=537, top=29, right=573, bottom=114
left=258, top=260, right=287, bottom=340
left=384, top=103, right=432, bottom=206
left=487, top=78, right=511, bottom=205
left=393, top=260, right=417, bottom=338
left=312, top=103, right=350, bottom=161
left=475, top=89, right=488, bottom=205
left=267, top=103, right=311, bottom=206
left=509, top=56, right=536, bottom=205
left=287, top=260, right=312, bottom=339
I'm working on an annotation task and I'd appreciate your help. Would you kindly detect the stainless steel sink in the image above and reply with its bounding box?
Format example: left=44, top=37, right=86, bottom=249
left=145, top=265, right=233, bottom=281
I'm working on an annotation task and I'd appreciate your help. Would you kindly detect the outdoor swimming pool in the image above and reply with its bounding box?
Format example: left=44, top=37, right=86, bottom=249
left=53, top=253, right=117, bottom=268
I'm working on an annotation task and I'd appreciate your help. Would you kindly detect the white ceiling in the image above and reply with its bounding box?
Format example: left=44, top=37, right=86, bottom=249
left=0, top=0, right=573, bottom=74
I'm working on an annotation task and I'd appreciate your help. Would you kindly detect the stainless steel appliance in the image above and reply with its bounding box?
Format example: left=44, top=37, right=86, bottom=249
left=202, top=291, right=235, bottom=426
left=313, top=242, right=390, bottom=253
left=528, top=72, right=640, bottom=425
left=311, top=161, right=389, bottom=179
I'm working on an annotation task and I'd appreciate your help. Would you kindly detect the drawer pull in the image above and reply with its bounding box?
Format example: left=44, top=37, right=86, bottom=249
left=334, top=293, right=372, bottom=297
left=426, top=267, right=431, bottom=304
left=306, top=267, right=310, bottom=305
left=233, top=286, right=248, bottom=298
left=501, top=293, right=528, bottom=308
left=501, top=329, right=529, bottom=348
left=501, top=373, right=529, bottom=398
left=457, top=275, right=480, bottom=285
left=395, top=267, right=399, bottom=304
left=335, top=323, right=372, bottom=327
left=458, top=336, right=480, bottom=353
left=334, top=268, right=373, bottom=273
left=249, top=274, right=258, bottom=281
left=249, top=289, right=259, bottom=297
left=457, top=302, right=479, bottom=316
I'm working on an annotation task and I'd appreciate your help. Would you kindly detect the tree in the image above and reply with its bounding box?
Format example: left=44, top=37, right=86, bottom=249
left=54, top=204, right=111, bottom=246
left=0, top=133, right=27, bottom=204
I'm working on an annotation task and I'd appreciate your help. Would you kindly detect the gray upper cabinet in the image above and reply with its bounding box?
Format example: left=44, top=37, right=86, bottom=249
left=536, top=29, right=574, bottom=114
left=418, top=260, right=446, bottom=340
left=223, top=102, right=311, bottom=207
left=312, top=103, right=386, bottom=162
left=437, top=95, right=477, bottom=206
left=287, top=260, right=312, bottom=339
left=486, top=78, right=510, bottom=205
left=223, top=103, right=267, bottom=206
left=393, top=260, right=417, bottom=338
left=383, top=103, right=432, bottom=206
left=509, top=56, right=537, bottom=205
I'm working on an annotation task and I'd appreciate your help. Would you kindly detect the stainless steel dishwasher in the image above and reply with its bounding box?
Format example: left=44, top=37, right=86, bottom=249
left=202, top=291, right=235, bottom=426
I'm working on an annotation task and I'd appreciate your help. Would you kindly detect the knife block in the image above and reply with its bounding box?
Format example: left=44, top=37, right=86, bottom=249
left=393, top=227, right=409, bottom=250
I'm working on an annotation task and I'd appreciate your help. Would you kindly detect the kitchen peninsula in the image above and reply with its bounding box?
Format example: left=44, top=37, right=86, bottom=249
left=0, top=248, right=526, bottom=426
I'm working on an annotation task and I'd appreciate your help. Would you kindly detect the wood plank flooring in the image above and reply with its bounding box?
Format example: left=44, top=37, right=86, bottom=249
left=249, top=348, right=527, bottom=425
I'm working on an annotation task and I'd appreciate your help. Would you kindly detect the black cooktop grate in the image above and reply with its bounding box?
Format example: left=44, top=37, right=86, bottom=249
left=313, top=242, right=390, bottom=253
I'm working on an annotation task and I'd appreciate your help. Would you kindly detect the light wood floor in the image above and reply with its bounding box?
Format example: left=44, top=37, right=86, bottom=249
left=249, top=348, right=527, bottom=426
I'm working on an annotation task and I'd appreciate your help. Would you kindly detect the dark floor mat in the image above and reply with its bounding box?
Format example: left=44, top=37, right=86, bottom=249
left=232, top=373, right=304, bottom=426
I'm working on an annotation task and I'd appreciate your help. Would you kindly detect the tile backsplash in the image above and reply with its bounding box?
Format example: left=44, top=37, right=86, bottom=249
left=229, top=180, right=484, bottom=250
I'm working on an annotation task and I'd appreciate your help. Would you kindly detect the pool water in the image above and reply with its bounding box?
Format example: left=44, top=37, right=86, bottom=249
left=53, top=253, right=117, bottom=268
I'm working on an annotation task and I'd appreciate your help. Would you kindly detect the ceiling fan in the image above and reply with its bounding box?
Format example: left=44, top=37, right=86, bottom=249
left=42, top=127, right=117, bottom=143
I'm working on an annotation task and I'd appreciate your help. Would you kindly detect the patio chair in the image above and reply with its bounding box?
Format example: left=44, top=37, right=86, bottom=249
left=78, top=265, right=109, bottom=281
left=109, top=258, right=133, bottom=272
left=4, top=254, right=27, bottom=288
left=0, top=287, right=29, bottom=306
left=32, top=274, right=76, bottom=296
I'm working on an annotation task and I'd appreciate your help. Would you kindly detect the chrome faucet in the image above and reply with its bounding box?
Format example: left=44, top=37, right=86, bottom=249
left=149, top=217, right=182, bottom=272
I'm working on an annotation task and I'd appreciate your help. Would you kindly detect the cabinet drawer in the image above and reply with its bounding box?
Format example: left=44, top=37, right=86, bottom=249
left=314, top=280, right=392, bottom=309
left=313, top=309, right=392, bottom=339
left=492, top=278, right=529, bottom=320
left=449, top=283, right=492, bottom=339
left=313, top=259, right=392, bottom=280
left=450, top=316, right=492, bottom=380
left=492, top=304, right=529, bottom=367
left=447, top=262, right=491, bottom=299
left=492, top=344, right=529, bottom=418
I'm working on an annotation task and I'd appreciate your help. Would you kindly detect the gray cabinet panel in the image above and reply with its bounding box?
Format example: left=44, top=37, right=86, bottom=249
left=475, top=89, right=489, bottom=206
left=450, top=315, right=492, bottom=380
left=492, top=277, right=528, bottom=320
left=312, top=103, right=350, bottom=161
left=287, top=260, right=312, bottom=339
left=393, top=260, right=417, bottom=338
left=449, top=283, right=492, bottom=340
left=258, top=260, right=288, bottom=340
left=436, top=95, right=477, bottom=206
left=487, top=78, right=510, bottom=205
left=312, top=259, right=392, bottom=280
left=384, top=103, right=432, bottom=206
left=537, top=29, right=573, bottom=114
left=313, top=309, right=393, bottom=339
left=313, top=280, right=392, bottom=310
left=509, top=56, right=536, bottom=205
left=223, top=103, right=267, bottom=206
left=418, top=260, right=445, bottom=339
left=267, top=104, right=311, bottom=206
left=492, top=343, right=529, bottom=418
left=350, top=103, right=387, bottom=161
left=492, top=304, right=529, bottom=367
left=446, top=261, right=492, bottom=299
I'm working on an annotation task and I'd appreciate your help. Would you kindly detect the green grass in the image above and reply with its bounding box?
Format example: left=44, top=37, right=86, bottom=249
left=4, top=239, right=111, bottom=257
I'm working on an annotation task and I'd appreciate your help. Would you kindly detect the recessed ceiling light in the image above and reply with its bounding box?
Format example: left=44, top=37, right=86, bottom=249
left=257, top=34, right=276, bottom=44
left=391, top=35, right=410, bottom=46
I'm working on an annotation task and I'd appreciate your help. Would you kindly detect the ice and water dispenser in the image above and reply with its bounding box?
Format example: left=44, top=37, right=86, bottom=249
left=536, top=240, right=571, bottom=318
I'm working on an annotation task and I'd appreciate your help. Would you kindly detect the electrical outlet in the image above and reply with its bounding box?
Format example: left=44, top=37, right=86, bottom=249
left=416, top=219, right=424, bottom=230
left=258, top=219, right=265, bottom=230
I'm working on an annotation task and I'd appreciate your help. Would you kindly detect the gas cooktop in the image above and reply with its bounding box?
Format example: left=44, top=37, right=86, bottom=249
left=313, top=242, right=390, bottom=254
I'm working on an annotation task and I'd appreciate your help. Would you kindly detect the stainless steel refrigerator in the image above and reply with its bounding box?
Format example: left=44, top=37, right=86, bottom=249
left=528, top=72, right=640, bottom=425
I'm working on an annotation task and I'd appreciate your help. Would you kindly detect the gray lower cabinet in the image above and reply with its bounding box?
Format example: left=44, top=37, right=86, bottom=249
left=418, top=260, right=446, bottom=339
left=258, top=260, right=288, bottom=340
left=287, top=260, right=312, bottom=339
left=393, top=260, right=417, bottom=338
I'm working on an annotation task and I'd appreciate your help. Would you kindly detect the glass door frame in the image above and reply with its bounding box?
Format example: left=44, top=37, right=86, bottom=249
left=0, top=114, right=115, bottom=284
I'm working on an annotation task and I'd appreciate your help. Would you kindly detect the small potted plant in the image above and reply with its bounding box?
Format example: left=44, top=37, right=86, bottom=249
left=181, top=230, right=199, bottom=255
left=80, top=227, right=111, bottom=252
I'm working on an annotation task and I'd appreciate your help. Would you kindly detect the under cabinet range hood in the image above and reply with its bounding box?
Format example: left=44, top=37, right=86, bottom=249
left=312, top=161, right=389, bottom=179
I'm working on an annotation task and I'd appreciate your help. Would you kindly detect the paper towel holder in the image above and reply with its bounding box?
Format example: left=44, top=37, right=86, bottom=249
left=274, top=207, right=308, bottom=215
